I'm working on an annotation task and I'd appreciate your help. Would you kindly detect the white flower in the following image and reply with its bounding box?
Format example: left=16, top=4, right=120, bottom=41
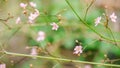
left=20, top=3, right=27, bottom=9
left=30, top=46, right=38, bottom=59
left=73, top=46, right=83, bottom=56
left=0, top=64, right=6, bottom=68
left=110, top=12, right=117, bottom=23
left=95, top=16, right=101, bottom=26
left=50, top=22, right=59, bottom=31
left=29, top=2, right=36, bottom=8
left=37, top=31, right=45, bottom=41
left=16, top=17, right=21, bottom=24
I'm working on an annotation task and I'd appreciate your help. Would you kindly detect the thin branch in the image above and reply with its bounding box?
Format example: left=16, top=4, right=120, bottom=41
left=0, top=19, right=11, bottom=29
left=107, top=27, right=118, bottom=47
left=0, top=16, right=13, bottom=29
left=3, top=23, right=25, bottom=47
left=104, top=58, right=120, bottom=63
left=0, top=54, right=6, bottom=59
left=3, top=51, right=120, bottom=67
left=84, top=0, right=96, bottom=21
left=104, top=13, right=119, bottom=48
left=65, top=0, right=120, bottom=43
left=83, top=39, right=98, bottom=51
left=0, top=43, right=5, bottom=52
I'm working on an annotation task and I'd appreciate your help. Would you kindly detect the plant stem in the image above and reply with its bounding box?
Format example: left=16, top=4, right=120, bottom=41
left=83, top=39, right=98, bottom=51
left=65, top=0, right=120, bottom=42
left=4, top=51, right=120, bottom=67
left=0, top=19, right=11, bottom=29
left=0, top=16, right=13, bottom=29
left=84, top=0, right=96, bottom=21
left=107, top=27, right=119, bottom=48
left=104, top=12, right=118, bottom=48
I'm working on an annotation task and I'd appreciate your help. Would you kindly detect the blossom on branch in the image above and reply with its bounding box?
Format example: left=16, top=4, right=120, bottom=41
left=28, top=9, right=40, bottom=24
left=73, top=45, right=83, bottom=56
left=36, top=31, right=45, bottom=42
left=28, top=13, right=37, bottom=21
left=16, top=17, right=21, bottom=24
left=50, top=22, right=59, bottom=31
left=94, top=16, right=101, bottom=26
left=29, top=2, right=36, bottom=8
left=110, top=12, right=117, bottom=23
left=20, top=3, right=27, bottom=9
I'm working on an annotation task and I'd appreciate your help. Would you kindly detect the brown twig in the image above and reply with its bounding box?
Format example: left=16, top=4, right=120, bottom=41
left=0, top=16, right=13, bottom=29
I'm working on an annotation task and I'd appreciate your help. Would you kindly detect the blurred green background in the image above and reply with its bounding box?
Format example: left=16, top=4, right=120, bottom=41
left=0, top=0, right=120, bottom=68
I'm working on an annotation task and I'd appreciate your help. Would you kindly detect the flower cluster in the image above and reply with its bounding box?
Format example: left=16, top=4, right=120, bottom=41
left=28, top=9, right=40, bottom=24
left=94, top=12, right=117, bottom=26
left=16, top=2, right=39, bottom=24
left=17, top=2, right=60, bottom=43
left=20, top=2, right=37, bottom=10
left=16, top=1, right=61, bottom=60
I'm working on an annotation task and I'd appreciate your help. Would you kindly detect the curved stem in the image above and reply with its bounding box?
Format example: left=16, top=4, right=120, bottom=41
left=0, top=54, right=6, bottom=59
left=0, top=19, right=11, bottom=29
left=65, top=0, right=120, bottom=42
left=3, top=23, right=26, bottom=47
left=83, top=39, right=98, bottom=51
left=104, top=12, right=118, bottom=48
left=0, top=16, right=13, bottom=29
left=84, top=0, right=96, bottom=21
left=105, top=58, right=120, bottom=63
left=4, top=51, right=120, bottom=67
left=3, top=27, right=22, bottom=46
left=107, top=27, right=118, bottom=48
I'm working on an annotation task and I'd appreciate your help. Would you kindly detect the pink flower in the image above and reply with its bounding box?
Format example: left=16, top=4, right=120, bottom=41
left=110, top=12, right=117, bottom=23
left=30, top=46, right=38, bottom=59
left=0, top=64, right=6, bottom=68
left=50, top=22, right=59, bottom=31
left=37, top=31, right=45, bottom=41
left=29, top=2, right=36, bottom=8
left=73, top=46, right=83, bottom=56
left=28, top=9, right=40, bottom=24
left=95, top=16, right=101, bottom=26
left=16, top=17, right=21, bottom=24
left=28, top=13, right=37, bottom=21
left=20, top=3, right=27, bottom=9
left=34, top=9, right=40, bottom=15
